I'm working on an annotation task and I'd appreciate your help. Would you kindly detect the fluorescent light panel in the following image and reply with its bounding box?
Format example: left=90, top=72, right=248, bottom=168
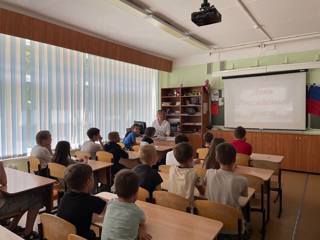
left=108, top=0, right=147, bottom=17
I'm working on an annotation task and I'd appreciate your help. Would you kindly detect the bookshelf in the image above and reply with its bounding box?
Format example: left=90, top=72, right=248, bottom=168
left=161, top=86, right=209, bottom=136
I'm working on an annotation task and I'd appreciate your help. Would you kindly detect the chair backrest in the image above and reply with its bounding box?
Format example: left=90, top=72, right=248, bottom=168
left=40, top=213, right=76, bottom=240
left=28, top=156, right=41, bottom=173
left=194, top=167, right=207, bottom=178
left=196, top=148, right=209, bottom=160
left=68, top=234, right=87, bottom=240
left=117, top=142, right=125, bottom=149
left=96, top=151, right=113, bottom=163
left=137, top=187, right=150, bottom=202
left=48, top=162, right=67, bottom=179
left=194, top=200, right=242, bottom=235
left=159, top=165, right=170, bottom=173
left=74, top=151, right=91, bottom=159
left=236, top=153, right=250, bottom=166
left=132, top=145, right=140, bottom=152
left=240, top=174, right=264, bottom=193
left=153, top=190, right=190, bottom=212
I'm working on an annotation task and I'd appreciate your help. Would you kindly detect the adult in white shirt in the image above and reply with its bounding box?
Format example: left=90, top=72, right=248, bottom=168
left=152, top=110, right=170, bottom=137
left=81, top=127, right=104, bottom=159
left=30, top=130, right=53, bottom=173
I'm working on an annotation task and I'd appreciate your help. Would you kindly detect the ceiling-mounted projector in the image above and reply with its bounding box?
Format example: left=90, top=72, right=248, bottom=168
left=192, top=0, right=221, bottom=26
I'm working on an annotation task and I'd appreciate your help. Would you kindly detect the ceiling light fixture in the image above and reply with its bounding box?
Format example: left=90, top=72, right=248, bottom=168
left=108, top=0, right=211, bottom=51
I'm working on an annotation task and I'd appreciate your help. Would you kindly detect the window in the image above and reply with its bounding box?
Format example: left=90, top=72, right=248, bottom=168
left=0, top=33, right=158, bottom=157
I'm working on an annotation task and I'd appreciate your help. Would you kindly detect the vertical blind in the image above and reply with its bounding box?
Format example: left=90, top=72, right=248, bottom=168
left=0, top=33, right=158, bottom=158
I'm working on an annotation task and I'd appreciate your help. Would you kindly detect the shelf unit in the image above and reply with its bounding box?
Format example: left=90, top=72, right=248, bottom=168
left=161, top=86, right=209, bottom=136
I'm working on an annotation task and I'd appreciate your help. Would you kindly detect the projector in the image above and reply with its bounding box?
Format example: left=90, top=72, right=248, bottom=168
left=191, top=0, right=221, bottom=26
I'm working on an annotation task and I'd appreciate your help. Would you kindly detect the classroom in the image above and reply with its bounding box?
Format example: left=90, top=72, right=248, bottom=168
left=0, top=0, right=320, bottom=240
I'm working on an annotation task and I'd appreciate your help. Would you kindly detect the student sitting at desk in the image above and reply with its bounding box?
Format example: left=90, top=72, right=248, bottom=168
left=102, top=170, right=151, bottom=240
left=52, top=141, right=76, bottom=166
left=231, top=126, right=252, bottom=156
left=203, top=137, right=225, bottom=169
left=57, top=164, right=107, bottom=240
left=168, top=143, right=205, bottom=202
left=81, top=128, right=104, bottom=159
left=140, top=127, right=156, bottom=146
left=30, top=130, right=53, bottom=176
left=205, top=143, right=248, bottom=209
left=103, top=131, right=128, bottom=175
left=133, top=145, right=163, bottom=194
left=166, top=134, right=189, bottom=166
left=202, top=132, right=214, bottom=148
left=0, top=162, right=42, bottom=240
left=123, top=124, right=141, bottom=150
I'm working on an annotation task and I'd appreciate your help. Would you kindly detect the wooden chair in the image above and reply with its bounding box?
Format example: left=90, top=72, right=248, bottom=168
left=48, top=163, right=67, bottom=180
left=153, top=190, right=190, bottom=212
left=236, top=153, right=250, bottom=166
left=137, top=187, right=151, bottom=202
left=27, top=156, right=41, bottom=174
left=241, top=174, right=266, bottom=238
left=159, top=165, right=170, bottom=173
left=251, top=160, right=283, bottom=218
left=74, top=151, right=91, bottom=159
left=194, top=200, right=243, bottom=238
left=96, top=151, right=113, bottom=163
left=117, top=142, right=125, bottom=149
left=132, top=145, right=140, bottom=152
left=194, top=167, right=206, bottom=178
left=40, top=213, right=76, bottom=240
left=68, top=234, right=87, bottom=240
left=196, top=148, right=209, bottom=160
left=48, top=163, right=67, bottom=206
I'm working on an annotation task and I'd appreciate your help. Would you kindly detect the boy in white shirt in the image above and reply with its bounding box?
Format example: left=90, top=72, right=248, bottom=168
left=30, top=130, right=53, bottom=176
left=168, top=142, right=204, bottom=202
left=205, top=143, right=248, bottom=208
left=165, top=134, right=189, bottom=166
left=81, top=128, right=104, bottom=159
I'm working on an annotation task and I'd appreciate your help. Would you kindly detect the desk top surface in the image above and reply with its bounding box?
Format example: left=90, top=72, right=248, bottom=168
left=87, top=160, right=112, bottom=172
left=96, top=192, right=223, bottom=240
left=250, top=153, right=284, bottom=163
left=235, top=165, right=274, bottom=181
left=0, top=226, right=23, bottom=240
left=1, top=168, right=55, bottom=195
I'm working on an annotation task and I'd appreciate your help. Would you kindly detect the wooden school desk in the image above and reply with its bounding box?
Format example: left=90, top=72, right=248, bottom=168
left=95, top=192, right=223, bottom=240
left=1, top=168, right=56, bottom=212
left=0, top=225, right=23, bottom=240
left=250, top=153, right=284, bottom=163
left=87, top=160, right=113, bottom=187
left=234, top=165, right=274, bottom=222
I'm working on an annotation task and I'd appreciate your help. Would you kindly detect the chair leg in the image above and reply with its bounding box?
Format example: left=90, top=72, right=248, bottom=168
left=273, top=191, right=280, bottom=203
left=278, top=189, right=283, bottom=218
left=261, top=210, right=266, bottom=240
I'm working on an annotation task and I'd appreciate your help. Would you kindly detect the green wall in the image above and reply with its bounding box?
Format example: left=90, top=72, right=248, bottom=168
left=160, top=49, right=320, bottom=88
left=160, top=49, right=320, bottom=128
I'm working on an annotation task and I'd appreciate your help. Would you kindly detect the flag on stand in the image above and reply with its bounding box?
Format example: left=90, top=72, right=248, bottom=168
left=307, top=85, right=320, bottom=116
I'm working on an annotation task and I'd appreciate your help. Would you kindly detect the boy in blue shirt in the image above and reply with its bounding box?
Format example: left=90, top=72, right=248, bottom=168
left=123, top=124, right=141, bottom=150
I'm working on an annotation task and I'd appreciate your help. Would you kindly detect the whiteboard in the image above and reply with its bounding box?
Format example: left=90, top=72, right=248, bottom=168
left=224, top=71, right=306, bottom=130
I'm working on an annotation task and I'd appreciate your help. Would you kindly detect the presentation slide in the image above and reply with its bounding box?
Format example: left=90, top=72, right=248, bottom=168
left=224, top=71, right=306, bottom=130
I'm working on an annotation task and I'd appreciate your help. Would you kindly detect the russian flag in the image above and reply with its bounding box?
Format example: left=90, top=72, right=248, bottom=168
left=307, top=85, right=320, bottom=116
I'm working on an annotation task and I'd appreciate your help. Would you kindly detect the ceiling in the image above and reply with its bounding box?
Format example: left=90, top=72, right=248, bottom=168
left=1, top=0, right=320, bottom=59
